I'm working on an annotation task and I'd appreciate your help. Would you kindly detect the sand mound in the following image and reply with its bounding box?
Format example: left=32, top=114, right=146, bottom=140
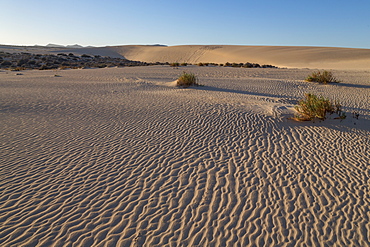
left=1, top=66, right=369, bottom=246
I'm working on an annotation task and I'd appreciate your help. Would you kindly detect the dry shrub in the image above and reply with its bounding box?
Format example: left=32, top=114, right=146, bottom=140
left=293, top=93, right=344, bottom=121
left=306, top=70, right=340, bottom=84
left=176, top=72, right=199, bottom=88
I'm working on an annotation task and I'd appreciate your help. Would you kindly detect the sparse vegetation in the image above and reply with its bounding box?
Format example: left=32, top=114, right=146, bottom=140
left=293, top=93, right=344, bottom=121
left=176, top=72, right=199, bottom=88
left=306, top=70, right=340, bottom=84
left=170, top=62, right=180, bottom=67
left=0, top=52, right=166, bottom=71
left=221, top=62, right=276, bottom=68
left=0, top=51, right=279, bottom=71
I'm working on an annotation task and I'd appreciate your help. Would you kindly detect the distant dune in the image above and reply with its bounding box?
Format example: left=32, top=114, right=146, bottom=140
left=1, top=44, right=370, bottom=69
left=61, top=45, right=370, bottom=70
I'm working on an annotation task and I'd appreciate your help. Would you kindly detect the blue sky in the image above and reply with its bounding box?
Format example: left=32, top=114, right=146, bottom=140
left=1, top=0, right=369, bottom=48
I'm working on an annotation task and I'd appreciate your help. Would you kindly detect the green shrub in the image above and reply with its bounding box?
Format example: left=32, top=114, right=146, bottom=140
left=180, top=63, right=188, bottom=66
left=170, top=62, right=180, bottom=67
left=293, top=93, right=344, bottom=121
left=306, top=70, right=340, bottom=84
left=176, top=72, right=199, bottom=88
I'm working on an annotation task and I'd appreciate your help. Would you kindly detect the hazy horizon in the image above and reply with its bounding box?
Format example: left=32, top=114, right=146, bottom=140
left=2, top=43, right=370, bottom=50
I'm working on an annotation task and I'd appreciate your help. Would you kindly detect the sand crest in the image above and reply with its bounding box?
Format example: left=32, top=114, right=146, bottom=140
left=1, top=66, right=369, bottom=246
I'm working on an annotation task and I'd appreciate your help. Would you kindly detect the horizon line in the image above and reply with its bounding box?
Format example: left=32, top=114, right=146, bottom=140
left=1, top=43, right=370, bottom=50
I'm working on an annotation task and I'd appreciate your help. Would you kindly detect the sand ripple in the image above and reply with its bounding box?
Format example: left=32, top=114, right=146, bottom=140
left=1, top=67, right=369, bottom=246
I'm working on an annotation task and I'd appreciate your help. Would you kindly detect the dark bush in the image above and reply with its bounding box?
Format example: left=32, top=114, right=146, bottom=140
left=39, top=65, right=48, bottom=70
left=1, top=61, right=12, bottom=66
left=170, top=62, right=180, bottom=67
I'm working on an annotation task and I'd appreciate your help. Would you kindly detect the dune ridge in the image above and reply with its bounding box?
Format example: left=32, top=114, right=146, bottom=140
left=108, top=45, right=370, bottom=69
left=53, top=45, right=370, bottom=70
left=1, top=66, right=369, bottom=246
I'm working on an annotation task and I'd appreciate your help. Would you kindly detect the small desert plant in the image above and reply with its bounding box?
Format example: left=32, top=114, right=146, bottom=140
left=306, top=70, right=340, bottom=84
left=11, top=67, right=25, bottom=71
left=176, top=71, right=199, bottom=88
left=170, top=62, right=180, bottom=67
left=180, top=63, right=188, bottom=66
left=293, top=93, right=343, bottom=121
left=231, top=63, right=242, bottom=67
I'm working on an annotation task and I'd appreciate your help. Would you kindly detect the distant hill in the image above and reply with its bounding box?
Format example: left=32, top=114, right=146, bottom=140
left=66, top=44, right=84, bottom=49
left=46, top=44, right=65, bottom=48
left=46, top=44, right=88, bottom=48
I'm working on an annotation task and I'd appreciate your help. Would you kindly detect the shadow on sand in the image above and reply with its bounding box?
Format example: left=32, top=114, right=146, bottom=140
left=334, top=82, right=370, bottom=89
left=194, top=85, right=299, bottom=105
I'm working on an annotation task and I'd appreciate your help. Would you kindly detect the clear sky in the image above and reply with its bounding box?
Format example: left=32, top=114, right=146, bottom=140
left=1, top=0, right=369, bottom=48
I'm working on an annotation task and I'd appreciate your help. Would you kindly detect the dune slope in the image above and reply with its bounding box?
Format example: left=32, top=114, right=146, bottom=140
left=71, top=45, right=370, bottom=69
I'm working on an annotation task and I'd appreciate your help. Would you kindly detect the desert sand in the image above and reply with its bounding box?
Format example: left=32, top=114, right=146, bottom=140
left=2, top=44, right=370, bottom=70
left=1, top=49, right=369, bottom=246
left=103, top=45, right=370, bottom=70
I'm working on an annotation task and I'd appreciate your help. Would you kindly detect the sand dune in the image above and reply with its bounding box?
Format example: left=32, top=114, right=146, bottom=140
left=2, top=44, right=370, bottom=69
left=54, top=45, right=370, bottom=70
left=1, top=66, right=369, bottom=246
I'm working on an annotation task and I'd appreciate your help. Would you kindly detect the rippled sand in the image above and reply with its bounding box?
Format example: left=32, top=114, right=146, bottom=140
left=1, top=66, right=369, bottom=246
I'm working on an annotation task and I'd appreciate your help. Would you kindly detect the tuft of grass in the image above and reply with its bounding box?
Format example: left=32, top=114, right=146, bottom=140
left=170, top=62, right=180, bottom=67
left=306, top=70, right=340, bottom=84
left=176, top=71, right=199, bottom=88
left=293, top=93, right=343, bottom=121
